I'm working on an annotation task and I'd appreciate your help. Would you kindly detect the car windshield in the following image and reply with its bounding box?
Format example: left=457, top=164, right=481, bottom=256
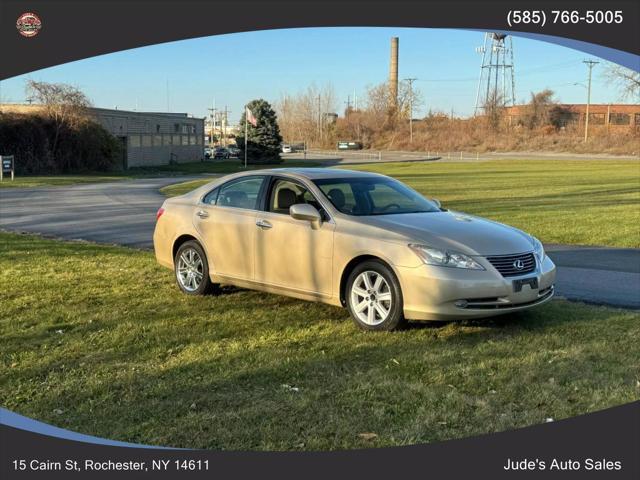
left=314, top=177, right=440, bottom=216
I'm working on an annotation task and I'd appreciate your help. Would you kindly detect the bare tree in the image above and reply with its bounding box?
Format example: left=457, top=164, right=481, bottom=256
left=523, top=89, right=556, bottom=129
left=365, top=82, right=392, bottom=117
left=483, top=90, right=504, bottom=132
left=603, top=63, right=640, bottom=101
left=25, top=80, right=92, bottom=154
left=397, top=80, right=424, bottom=120
left=364, top=80, right=423, bottom=121
left=276, top=83, right=337, bottom=145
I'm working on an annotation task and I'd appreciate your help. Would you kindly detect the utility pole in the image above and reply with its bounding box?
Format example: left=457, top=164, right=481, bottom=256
left=207, top=104, right=217, bottom=147
left=223, top=105, right=231, bottom=147
left=344, top=95, right=351, bottom=117
left=583, top=60, right=599, bottom=142
left=404, top=78, right=417, bottom=143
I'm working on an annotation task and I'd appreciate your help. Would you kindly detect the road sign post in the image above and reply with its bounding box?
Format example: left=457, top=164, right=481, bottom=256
left=1, top=155, right=15, bottom=182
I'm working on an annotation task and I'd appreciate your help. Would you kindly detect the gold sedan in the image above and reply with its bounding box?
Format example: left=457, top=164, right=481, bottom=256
left=154, top=169, right=556, bottom=330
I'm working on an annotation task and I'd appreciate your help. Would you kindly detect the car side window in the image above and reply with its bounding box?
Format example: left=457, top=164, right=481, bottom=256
left=217, top=177, right=265, bottom=210
left=268, top=179, right=324, bottom=215
left=202, top=187, right=219, bottom=205
left=316, top=182, right=358, bottom=214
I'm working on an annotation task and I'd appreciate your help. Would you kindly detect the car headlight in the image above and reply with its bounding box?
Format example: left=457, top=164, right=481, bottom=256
left=408, top=244, right=485, bottom=270
left=531, top=236, right=545, bottom=262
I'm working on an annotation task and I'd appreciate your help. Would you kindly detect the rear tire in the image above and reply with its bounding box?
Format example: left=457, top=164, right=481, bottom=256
left=174, top=241, right=217, bottom=295
left=346, top=260, right=406, bottom=331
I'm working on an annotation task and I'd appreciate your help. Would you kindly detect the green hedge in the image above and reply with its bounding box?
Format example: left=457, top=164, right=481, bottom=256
left=0, top=112, right=122, bottom=174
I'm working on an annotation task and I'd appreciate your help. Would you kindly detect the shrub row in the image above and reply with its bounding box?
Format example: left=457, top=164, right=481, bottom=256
left=0, top=112, right=122, bottom=174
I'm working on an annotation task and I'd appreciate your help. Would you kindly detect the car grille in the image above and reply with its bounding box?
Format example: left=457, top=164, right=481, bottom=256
left=486, top=252, right=536, bottom=277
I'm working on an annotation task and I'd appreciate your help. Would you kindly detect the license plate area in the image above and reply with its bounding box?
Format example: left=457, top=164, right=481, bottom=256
left=513, top=277, right=538, bottom=293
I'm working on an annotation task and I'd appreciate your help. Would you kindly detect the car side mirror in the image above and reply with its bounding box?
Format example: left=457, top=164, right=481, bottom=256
left=290, top=204, right=321, bottom=230
left=431, top=198, right=441, bottom=208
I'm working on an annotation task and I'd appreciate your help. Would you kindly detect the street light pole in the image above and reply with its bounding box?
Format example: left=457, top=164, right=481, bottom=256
left=223, top=105, right=231, bottom=147
left=244, top=108, right=248, bottom=169
left=583, top=60, right=599, bottom=142
left=404, top=78, right=417, bottom=143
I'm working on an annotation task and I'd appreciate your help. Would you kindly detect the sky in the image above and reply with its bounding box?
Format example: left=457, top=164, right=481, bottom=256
left=0, top=27, right=625, bottom=123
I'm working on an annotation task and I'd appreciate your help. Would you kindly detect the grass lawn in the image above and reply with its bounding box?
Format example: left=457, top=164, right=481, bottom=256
left=1, top=232, right=638, bottom=450
left=0, top=175, right=127, bottom=188
left=160, top=179, right=218, bottom=197
left=351, top=160, right=640, bottom=248
left=165, top=159, right=640, bottom=247
left=158, top=159, right=324, bottom=196
left=130, top=158, right=321, bottom=177
left=0, top=159, right=322, bottom=189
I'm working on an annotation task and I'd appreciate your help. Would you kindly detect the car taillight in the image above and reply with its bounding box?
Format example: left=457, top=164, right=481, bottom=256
left=156, top=208, right=165, bottom=221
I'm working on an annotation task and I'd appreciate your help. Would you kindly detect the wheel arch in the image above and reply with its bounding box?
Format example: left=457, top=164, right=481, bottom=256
left=172, top=234, right=200, bottom=261
left=339, top=254, right=398, bottom=307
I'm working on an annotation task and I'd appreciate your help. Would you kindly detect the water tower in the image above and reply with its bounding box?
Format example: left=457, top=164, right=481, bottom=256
left=474, top=33, right=516, bottom=115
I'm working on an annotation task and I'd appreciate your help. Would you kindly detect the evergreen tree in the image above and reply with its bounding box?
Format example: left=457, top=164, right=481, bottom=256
left=237, top=99, right=283, bottom=164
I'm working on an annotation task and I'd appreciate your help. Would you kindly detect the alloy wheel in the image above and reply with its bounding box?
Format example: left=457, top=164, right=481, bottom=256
left=350, top=270, right=393, bottom=325
left=176, top=247, right=204, bottom=292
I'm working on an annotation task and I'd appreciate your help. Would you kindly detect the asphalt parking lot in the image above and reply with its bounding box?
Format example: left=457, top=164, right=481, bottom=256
left=1, top=177, right=639, bottom=309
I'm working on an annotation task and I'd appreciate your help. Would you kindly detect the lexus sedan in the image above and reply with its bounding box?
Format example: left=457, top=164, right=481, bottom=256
left=154, top=169, right=556, bottom=330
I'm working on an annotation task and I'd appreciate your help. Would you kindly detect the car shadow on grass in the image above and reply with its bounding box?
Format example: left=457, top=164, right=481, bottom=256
left=405, top=312, right=526, bottom=331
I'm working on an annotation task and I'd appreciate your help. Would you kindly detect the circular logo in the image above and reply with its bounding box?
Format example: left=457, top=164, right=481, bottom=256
left=513, top=259, right=525, bottom=270
left=16, top=12, right=42, bottom=38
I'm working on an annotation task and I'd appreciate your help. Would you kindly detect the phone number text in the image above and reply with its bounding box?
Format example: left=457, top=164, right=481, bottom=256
left=507, top=10, right=623, bottom=28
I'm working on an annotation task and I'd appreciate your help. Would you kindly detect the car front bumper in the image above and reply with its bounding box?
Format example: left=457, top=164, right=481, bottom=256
left=397, top=254, right=556, bottom=321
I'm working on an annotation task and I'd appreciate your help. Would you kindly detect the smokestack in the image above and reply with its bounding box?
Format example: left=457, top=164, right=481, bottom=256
left=389, top=37, right=399, bottom=107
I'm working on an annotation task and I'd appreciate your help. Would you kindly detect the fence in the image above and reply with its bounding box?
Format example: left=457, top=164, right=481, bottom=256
left=301, top=149, right=492, bottom=163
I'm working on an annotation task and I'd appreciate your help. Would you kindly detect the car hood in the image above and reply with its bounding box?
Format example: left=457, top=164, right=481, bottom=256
left=360, top=211, right=534, bottom=256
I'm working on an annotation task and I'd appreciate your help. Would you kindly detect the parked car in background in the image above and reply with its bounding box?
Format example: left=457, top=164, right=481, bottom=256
left=213, top=147, right=230, bottom=159
left=204, top=146, right=212, bottom=159
left=337, top=141, right=363, bottom=150
left=227, top=146, right=241, bottom=157
left=154, top=169, right=556, bottom=331
left=281, top=144, right=292, bottom=153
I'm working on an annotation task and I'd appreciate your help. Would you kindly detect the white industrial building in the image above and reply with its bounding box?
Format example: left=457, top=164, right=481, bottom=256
left=91, top=108, right=205, bottom=168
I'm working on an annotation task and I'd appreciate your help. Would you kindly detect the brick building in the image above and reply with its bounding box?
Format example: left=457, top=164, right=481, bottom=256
left=504, top=104, right=640, bottom=131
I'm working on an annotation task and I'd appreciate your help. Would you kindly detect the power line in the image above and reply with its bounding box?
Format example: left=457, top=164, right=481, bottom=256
left=418, top=60, right=583, bottom=84
left=517, top=59, right=582, bottom=75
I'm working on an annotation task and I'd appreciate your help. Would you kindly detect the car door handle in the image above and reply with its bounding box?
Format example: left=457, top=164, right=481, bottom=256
left=196, top=210, right=209, bottom=219
left=256, top=219, right=272, bottom=229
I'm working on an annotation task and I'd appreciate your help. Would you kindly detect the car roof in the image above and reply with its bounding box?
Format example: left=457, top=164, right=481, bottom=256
left=183, top=167, right=391, bottom=202
left=238, top=167, right=386, bottom=181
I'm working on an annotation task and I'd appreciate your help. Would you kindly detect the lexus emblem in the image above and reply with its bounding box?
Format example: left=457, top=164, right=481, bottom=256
left=513, top=259, right=525, bottom=270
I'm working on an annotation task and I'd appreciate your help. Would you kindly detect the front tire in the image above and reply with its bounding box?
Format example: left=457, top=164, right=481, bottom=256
left=174, top=241, right=216, bottom=295
left=346, top=260, right=406, bottom=331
